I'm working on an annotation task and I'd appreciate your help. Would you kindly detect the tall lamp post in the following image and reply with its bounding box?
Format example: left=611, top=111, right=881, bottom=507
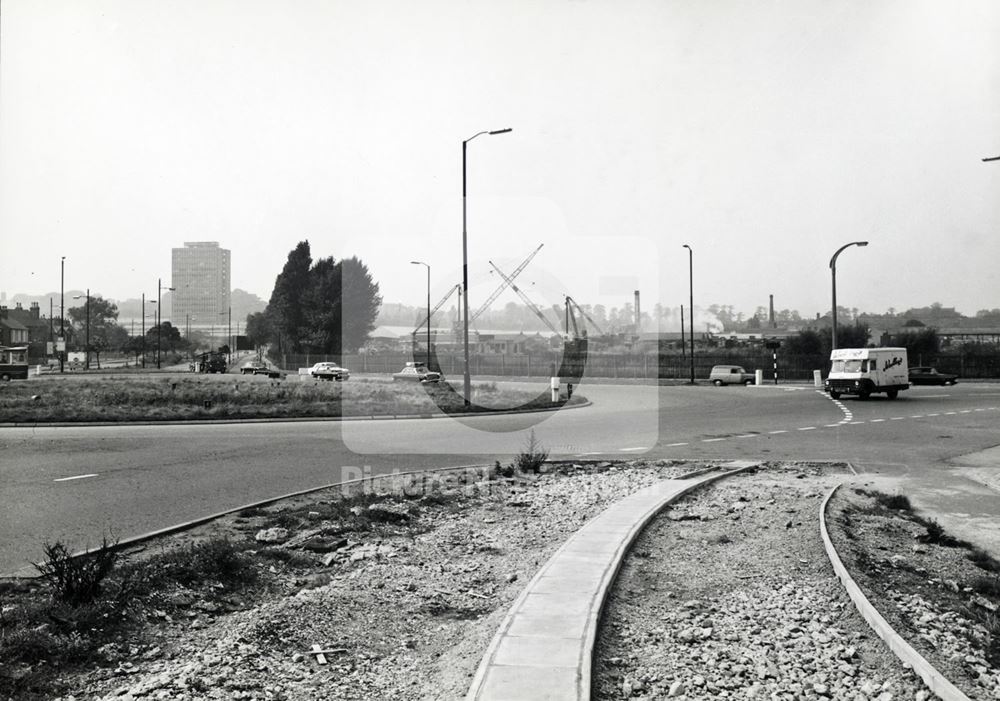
left=462, top=127, right=512, bottom=405
left=411, top=261, right=431, bottom=366
left=141, top=295, right=157, bottom=369
left=156, top=278, right=175, bottom=369
left=829, top=241, right=868, bottom=350
left=682, top=244, right=694, bottom=384
left=60, top=256, right=65, bottom=373
left=72, top=289, right=90, bottom=370
left=983, top=156, right=1000, bottom=162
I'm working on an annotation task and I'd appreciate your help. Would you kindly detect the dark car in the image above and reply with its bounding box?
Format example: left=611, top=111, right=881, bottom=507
left=908, top=366, right=958, bottom=386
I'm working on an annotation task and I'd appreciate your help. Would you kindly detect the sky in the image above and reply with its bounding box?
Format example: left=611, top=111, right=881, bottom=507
left=2, top=0, right=998, bottom=327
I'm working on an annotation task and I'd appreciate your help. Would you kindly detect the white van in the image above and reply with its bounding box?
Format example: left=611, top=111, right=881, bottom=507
left=825, top=347, right=909, bottom=400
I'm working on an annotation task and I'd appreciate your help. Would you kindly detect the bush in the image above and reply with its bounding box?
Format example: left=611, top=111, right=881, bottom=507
left=514, top=430, right=549, bottom=474
left=34, top=538, right=118, bottom=607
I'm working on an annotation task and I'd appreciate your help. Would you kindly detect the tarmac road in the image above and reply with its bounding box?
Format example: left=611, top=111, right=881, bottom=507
left=2, top=380, right=998, bottom=575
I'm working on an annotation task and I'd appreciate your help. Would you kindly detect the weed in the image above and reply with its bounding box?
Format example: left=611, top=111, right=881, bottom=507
left=34, top=537, right=118, bottom=607
left=514, top=430, right=549, bottom=474
left=915, top=518, right=961, bottom=547
left=709, top=534, right=733, bottom=545
left=969, top=549, right=1000, bottom=573
left=256, top=548, right=315, bottom=568
left=149, top=537, right=255, bottom=587
left=971, top=575, right=1000, bottom=598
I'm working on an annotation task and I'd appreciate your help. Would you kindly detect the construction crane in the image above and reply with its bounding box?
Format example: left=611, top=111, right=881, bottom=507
left=488, top=261, right=564, bottom=338
left=564, top=296, right=605, bottom=339
left=412, top=284, right=461, bottom=336
left=470, top=243, right=544, bottom=323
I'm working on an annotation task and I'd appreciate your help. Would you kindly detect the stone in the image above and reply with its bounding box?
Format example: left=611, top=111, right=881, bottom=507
left=667, top=680, right=685, bottom=697
left=255, top=528, right=291, bottom=544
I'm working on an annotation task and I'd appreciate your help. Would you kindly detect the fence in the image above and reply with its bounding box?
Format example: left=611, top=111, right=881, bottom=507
left=277, top=348, right=1000, bottom=381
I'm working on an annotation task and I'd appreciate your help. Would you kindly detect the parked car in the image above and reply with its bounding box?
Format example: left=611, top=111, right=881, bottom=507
left=709, top=365, right=756, bottom=386
left=309, top=362, right=350, bottom=381
left=241, top=360, right=267, bottom=375
left=908, top=366, right=958, bottom=386
left=392, top=362, right=441, bottom=383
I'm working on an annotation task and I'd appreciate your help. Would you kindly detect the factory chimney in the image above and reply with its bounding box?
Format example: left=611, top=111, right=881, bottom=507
left=634, top=290, right=641, bottom=334
left=769, top=295, right=775, bottom=328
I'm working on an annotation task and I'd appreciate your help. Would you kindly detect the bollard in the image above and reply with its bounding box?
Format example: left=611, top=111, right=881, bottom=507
left=813, top=369, right=823, bottom=388
left=755, top=369, right=763, bottom=386
left=550, top=377, right=560, bottom=402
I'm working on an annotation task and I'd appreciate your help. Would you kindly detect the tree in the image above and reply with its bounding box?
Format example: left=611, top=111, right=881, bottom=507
left=67, top=296, right=122, bottom=367
left=338, top=256, right=382, bottom=353
left=893, top=328, right=940, bottom=363
left=267, top=241, right=313, bottom=353
left=245, top=312, right=271, bottom=350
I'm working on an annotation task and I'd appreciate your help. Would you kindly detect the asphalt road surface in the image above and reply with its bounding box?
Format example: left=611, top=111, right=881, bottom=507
left=2, top=381, right=999, bottom=576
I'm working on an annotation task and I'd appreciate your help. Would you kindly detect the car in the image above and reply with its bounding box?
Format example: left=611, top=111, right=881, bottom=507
left=241, top=360, right=267, bottom=375
left=709, top=365, right=756, bottom=386
left=392, top=362, right=441, bottom=383
left=908, top=366, right=958, bottom=386
left=309, top=362, right=350, bottom=381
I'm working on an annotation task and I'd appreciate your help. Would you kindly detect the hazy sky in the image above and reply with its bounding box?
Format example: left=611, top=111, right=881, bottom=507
left=2, top=0, right=998, bottom=322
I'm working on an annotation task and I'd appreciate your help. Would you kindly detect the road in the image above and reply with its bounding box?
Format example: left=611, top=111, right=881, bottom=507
left=2, top=381, right=999, bottom=575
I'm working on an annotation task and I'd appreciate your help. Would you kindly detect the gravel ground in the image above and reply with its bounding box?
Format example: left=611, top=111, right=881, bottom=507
left=6, top=460, right=995, bottom=700
left=593, top=464, right=932, bottom=700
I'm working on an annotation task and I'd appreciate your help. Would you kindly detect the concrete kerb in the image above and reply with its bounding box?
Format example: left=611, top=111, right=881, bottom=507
left=820, top=483, right=971, bottom=700
left=465, top=460, right=762, bottom=701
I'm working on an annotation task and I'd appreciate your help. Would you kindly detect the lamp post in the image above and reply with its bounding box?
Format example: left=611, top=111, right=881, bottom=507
left=156, top=278, right=175, bottom=369
left=141, top=295, right=157, bottom=368
left=60, top=256, right=65, bottom=373
left=682, top=244, right=694, bottom=384
left=983, top=156, right=1000, bottom=161
left=829, top=241, right=869, bottom=350
left=72, top=289, right=90, bottom=370
left=462, top=127, right=512, bottom=405
left=411, top=261, right=431, bottom=366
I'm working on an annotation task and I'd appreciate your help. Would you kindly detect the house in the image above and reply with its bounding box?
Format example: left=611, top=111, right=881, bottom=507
left=0, top=311, right=29, bottom=346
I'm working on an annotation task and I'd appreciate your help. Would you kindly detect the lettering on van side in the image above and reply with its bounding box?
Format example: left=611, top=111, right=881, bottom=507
left=882, top=357, right=903, bottom=372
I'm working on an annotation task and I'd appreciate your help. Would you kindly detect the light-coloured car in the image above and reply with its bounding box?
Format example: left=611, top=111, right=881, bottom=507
left=309, top=362, right=350, bottom=381
left=392, top=362, right=441, bottom=383
left=709, top=365, right=755, bottom=386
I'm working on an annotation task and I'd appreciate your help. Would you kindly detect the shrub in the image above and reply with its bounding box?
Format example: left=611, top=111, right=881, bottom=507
left=34, top=538, right=118, bottom=607
left=969, top=549, right=1000, bottom=573
left=151, top=538, right=255, bottom=587
left=514, top=430, right=549, bottom=474
left=875, top=493, right=912, bottom=511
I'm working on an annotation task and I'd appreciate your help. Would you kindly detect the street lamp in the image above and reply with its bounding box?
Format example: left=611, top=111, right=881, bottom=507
left=141, top=295, right=157, bottom=368
left=411, top=261, right=431, bottom=367
left=462, top=127, right=512, bottom=405
left=60, top=256, right=65, bottom=374
left=829, top=241, right=868, bottom=350
left=156, top=278, right=175, bottom=369
left=682, top=244, right=694, bottom=384
left=983, top=156, right=1000, bottom=161
left=72, top=289, right=90, bottom=370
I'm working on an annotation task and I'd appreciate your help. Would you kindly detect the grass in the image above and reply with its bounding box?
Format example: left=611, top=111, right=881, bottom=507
left=0, top=373, right=582, bottom=423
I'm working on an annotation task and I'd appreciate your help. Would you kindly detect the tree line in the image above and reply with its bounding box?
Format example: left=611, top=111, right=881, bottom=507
left=245, top=241, right=382, bottom=356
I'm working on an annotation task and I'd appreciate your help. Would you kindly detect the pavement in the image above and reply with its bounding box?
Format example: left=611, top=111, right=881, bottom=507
left=465, top=461, right=761, bottom=701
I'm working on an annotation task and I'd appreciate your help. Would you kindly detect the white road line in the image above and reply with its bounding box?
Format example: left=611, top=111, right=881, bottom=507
left=890, top=417, right=904, bottom=421
left=871, top=419, right=886, bottom=423
left=54, top=474, right=98, bottom=482
left=960, top=410, right=972, bottom=414
left=927, top=413, right=940, bottom=417
left=665, top=442, right=689, bottom=447
left=910, top=415, right=924, bottom=418
left=769, top=430, right=788, bottom=434
left=619, top=447, right=648, bottom=452
left=849, top=421, right=866, bottom=425
left=825, top=423, right=841, bottom=428
left=702, top=438, right=727, bottom=443
left=944, top=412, right=957, bottom=415
left=735, top=434, right=757, bottom=439
left=798, top=427, right=817, bottom=431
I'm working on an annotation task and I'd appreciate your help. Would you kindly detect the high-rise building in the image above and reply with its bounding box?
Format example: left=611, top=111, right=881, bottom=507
left=171, top=242, right=231, bottom=331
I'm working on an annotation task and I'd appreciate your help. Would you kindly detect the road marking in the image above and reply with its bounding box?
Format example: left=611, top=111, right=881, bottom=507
left=944, top=412, right=957, bottom=415
left=890, top=417, right=905, bottom=421
left=871, top=419, right=886, bottom=423
left=665, top=442, right=689, bottom=447
left=850, top=421, right=866, bottom=425
left=825, top=423, right=841, bottom=428
left=735, top=434, right=757, bottom=439
left=927, top=413, right=940, bottom=417
left=960, top=410, right=972, bottom=414
left=910, top=415, right=924, bottom=419
left=54, top=474, right=98, bottom=482
left=702, top=438, right=727, bottom=443
left=769, top=430, right=788, bottom=434
left=619, top=447, right=648, bottom=452
left=797, top=426, right=817, bottom=431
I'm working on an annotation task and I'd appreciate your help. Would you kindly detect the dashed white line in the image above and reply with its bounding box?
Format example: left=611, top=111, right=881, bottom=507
left=849, top=421, right=865, bottom=425
left=702, top=438, right=727, bottom=443
left=665, top=442, right=689, bottom=447
left=870, top=419, right=886, bottom=423
left=619, top=447, right=648, bottom=452
left=927, top=413, right=940, bottom=417
left=825, top=423, right=841, bottom=428
left=769, top=430, right=788, bottom=435
left=735, top=434, right=757, bottom=439
left=54, top=474, right=98, bottom=482
left=890, top=417, right=905, bottom=421
left=910, top=415, right=924, bottom=419
left=797, top=426, right=817, bottom=431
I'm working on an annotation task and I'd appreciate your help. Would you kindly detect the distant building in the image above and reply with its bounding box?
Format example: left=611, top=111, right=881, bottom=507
left=171, top=242, right=231, bottom=329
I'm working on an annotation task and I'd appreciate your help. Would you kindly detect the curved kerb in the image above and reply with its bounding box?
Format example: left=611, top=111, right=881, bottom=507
left=820, top=483, right=970, bottom=700
left=465, top=460, right=762, bottom=701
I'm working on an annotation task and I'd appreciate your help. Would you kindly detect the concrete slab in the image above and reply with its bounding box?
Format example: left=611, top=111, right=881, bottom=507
left=493, top=635, right=582, bottom=668
left=477, top=665, right=580, bottom=701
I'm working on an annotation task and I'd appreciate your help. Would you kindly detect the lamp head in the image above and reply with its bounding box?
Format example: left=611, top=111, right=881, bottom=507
left=489, top=128, right=512, bottom=135
left=857, top=241, right=869, bottom=247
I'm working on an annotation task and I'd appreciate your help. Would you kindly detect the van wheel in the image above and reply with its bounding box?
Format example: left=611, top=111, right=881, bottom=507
left=712, top=379, right=723, bottom=386
left=887, top=389, right=899, bottom=400
left=858, top=390, right=870, bottom=400
left=744, top=379, right=754, bottom=386
left=0, top=373, right=10, bottom=382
